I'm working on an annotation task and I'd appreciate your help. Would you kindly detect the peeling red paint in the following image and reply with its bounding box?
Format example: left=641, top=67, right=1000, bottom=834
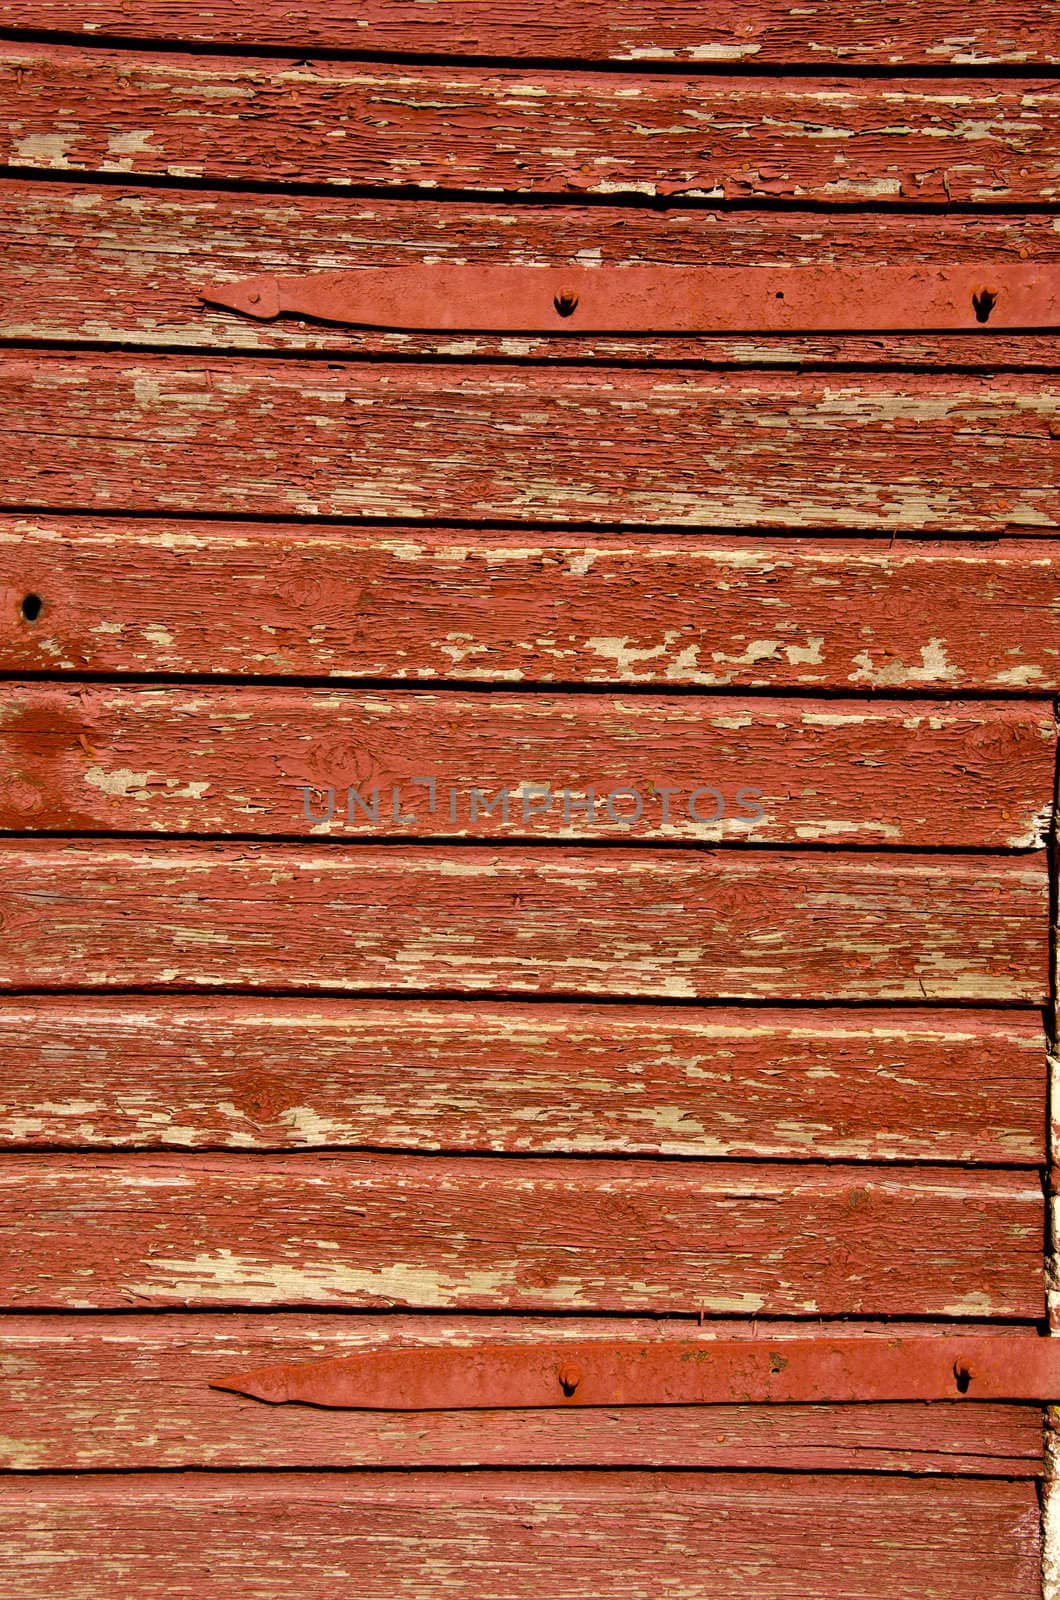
left=7, top=183, right=1060, bottom=365
left=0, top=1000, right=1044, bottom=1160
left=0, top=1313, right=1046, bottom=1474
left=0, top=11, right=1056, bottom=1587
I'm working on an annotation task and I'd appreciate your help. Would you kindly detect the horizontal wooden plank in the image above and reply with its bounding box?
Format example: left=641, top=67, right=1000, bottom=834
left=0, top=1314, right=1043, bottom=1472
left=9, top=185, right=1060, bottom=364
left=0, top=843, right=1048, bottom=1001
left=1, top=1001, right=1044, bottom=1160
left=0, top=1473, right=1043, bottom=1600
left=6, top=520, right=1060, bottom=690
left=2, top=2, right=1057, bottom=66
left=0, top=1155, right=1043, bottom=1313
left=2, top=47, right=1058, bottom=202
left=3, top=359, right=1057, bottom=530
left=2, top=686, right=1053, bottom=847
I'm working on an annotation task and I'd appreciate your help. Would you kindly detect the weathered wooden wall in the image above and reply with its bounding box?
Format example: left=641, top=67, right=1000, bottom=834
left=0, top=3, right=1055, bottom=1596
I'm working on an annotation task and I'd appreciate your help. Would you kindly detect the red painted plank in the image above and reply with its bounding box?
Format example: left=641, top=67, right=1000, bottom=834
left=7, top=184, right=1060, bottom=364
left=1, top=686, right=1053, bottom=847
left=0, top=1154, right=1042, bottom=1314
left=2, top=47, right=1058, bottom=203
left=5, top=520, right=1060, bottom=690
left=2, top=359, right=1057, bottom=531
left=0, top=842, right=1048, bottom=1001
left=1, top=2, right=1056, bottom=66
left=0, top=1314, right=1043, bottom=1472
left=0, top=1000, right=1043, bottom=1161
left=0, top=1472, right=1042, bottom=1599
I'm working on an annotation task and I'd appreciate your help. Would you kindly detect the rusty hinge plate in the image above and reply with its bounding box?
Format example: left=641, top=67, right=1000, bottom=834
left=212, top=1336, right=1060, bottom=1410
left=201, top=264, right=1058, bottom=334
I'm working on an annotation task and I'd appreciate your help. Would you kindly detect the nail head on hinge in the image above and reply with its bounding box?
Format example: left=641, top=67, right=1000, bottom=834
left=554, top=292, right=579, bottom=318
left=953, top=1358, right=973, bottom=1394
left=557, top=1363, right=582, bottom=1397
left=972, top=287, right=998, bottom=324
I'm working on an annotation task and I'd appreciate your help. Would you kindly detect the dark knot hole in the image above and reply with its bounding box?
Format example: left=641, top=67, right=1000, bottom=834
left=20, top=593, right=43, bottom=622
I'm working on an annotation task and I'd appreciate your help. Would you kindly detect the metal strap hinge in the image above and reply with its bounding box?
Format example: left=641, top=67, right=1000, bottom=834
left=201, top=264, right=1059, bottom=334
left=212, top=1335, right=1060, bottom=1411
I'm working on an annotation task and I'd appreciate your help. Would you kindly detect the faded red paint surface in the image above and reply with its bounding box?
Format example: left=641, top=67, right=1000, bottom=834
left=0, top=1314, right=1044, bottom=1474
left=1, top=1, right=1055, bottom=65
left=0, top=1473, right=1042, bottom=1600
left=7, top=184, right=1060, bottom=365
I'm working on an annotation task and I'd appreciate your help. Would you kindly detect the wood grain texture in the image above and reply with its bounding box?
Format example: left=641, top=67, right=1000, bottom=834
left=9, top=184, right=1060, bottom=365
left=0, top=1472, right=1042, bottom=1600
left=0, top=1314, right=1043, bottom=1472
left=0, top=842, right=1048, bottom=1001
left=0, top=1154, right=1043, bottom=1313
left=1, top=1, right=1056, bottom=66
left=1, top=685, right=1053, bottom=847
left=1, top=47, right=1059, bottom=203
left=0, top=1000, right=1044, bottom=1160
left=7, top=520, right=1060, bottom=691
left=2, top=359, right=1057, bottom=530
